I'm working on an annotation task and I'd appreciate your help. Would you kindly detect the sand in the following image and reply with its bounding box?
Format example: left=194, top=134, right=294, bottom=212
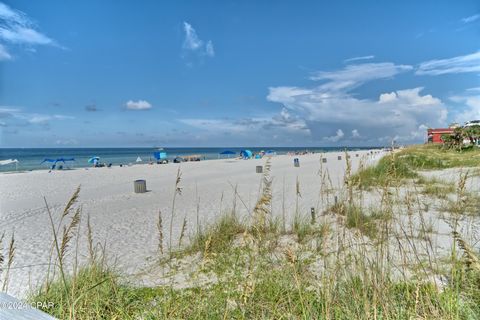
left=0, top=150, right=387, bottom=298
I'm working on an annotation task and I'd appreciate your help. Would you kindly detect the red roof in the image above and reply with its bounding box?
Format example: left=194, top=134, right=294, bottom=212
left=427, top=128, right=454, bottom=134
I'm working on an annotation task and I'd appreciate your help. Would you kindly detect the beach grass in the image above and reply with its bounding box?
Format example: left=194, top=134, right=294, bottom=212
left=19, top=145, right=480, bottom=319
left=351, top=144, right=480, bottom=188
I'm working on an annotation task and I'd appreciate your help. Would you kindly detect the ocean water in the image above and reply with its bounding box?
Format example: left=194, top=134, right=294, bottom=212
left=0, top=147, right=377, bottom=172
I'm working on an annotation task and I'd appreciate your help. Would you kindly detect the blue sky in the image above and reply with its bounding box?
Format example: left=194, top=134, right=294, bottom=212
left=0, top=0, right=479, bottom=147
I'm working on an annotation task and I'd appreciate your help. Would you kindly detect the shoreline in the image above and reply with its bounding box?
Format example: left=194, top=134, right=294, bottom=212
left=0, top=147, right=387, bottom=174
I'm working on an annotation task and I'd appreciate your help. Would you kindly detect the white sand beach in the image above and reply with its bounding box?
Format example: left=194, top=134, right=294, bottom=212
left=0, top=150, right=386, bottom=298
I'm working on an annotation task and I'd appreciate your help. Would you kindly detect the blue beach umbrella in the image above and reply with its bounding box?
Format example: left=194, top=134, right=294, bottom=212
left=240, top=150, right=253, bottom=159
left=41, top=158, right=75, bottom=164
left=88, top=156, right=100, bottom=164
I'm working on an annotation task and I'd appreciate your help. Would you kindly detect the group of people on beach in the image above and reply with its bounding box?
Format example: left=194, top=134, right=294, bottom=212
left=287, top=150, right=316, bottom=156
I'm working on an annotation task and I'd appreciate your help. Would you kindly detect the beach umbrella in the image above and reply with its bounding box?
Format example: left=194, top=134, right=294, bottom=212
left=41, top=158, right=75, bottom=164
left=153, top=151, right=167, bottom=160
left=88, top=156, right=100, bottom=164
left=240, top=150, right=253, bottom=159
left=0, top=159, right=19, bottom=171
left=265, top=150, right=276, bottom=156
left=136, top=156, right=142, bottom=162
left=0, top=159, right=19, bottom=166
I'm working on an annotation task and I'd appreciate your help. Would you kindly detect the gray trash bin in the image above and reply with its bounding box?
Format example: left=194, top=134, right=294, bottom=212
left=294, top=158, right=300, bottom=167
left=322, top=158, right=327, bottom=163
left=134, top=179, right=147, bottom=193
left=256, top=165, right=263, bottom=173
left=338, top=156, right=342, bottom=160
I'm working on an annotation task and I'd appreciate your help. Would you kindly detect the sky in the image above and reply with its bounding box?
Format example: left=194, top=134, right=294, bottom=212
left=0, top=0, right=479, bottom=148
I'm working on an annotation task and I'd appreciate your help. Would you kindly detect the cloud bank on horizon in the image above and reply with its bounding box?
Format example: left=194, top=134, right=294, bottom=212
left=0, top=1, right=479, bottom=147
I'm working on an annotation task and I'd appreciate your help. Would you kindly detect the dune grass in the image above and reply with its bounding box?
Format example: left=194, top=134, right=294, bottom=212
left=17, top=147, right=480, bottom=319
left=31, top=218, right=480, bottom=319
left=351, top=144, right=480, bottom=188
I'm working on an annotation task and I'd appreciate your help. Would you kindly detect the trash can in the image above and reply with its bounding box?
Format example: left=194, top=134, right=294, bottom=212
left=294, top=158, right=300, bottom=167
left=256, top=165, right=263, bottom=173
left=338, top=156, right=342, bottom=160
left=322, top=158, right=327, bottom=163
left=134, top=179, right=147, bottom=193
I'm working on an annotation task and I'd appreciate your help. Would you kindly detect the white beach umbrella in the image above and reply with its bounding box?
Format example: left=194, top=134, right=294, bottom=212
left=0, top=159, right=19, bottom=170
left=0, top=159, right=18, bottom=165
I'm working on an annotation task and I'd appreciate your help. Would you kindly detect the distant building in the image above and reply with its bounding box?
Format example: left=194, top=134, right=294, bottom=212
left=427, top=128, right=454, bottom=144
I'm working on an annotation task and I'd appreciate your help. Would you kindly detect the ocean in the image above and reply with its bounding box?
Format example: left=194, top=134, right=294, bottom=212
left=0, top=147, right=378, bottom=172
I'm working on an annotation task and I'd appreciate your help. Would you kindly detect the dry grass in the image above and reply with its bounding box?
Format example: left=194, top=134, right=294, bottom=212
left=24, top=146, right=480, bottom=319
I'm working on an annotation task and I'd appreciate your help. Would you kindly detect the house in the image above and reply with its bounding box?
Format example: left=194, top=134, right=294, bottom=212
left=427, top=128, right=454, bottom=144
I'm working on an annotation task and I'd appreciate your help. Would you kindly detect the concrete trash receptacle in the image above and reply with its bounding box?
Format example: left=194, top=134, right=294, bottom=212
left=322, top=158, right=327, bottom=163
left=256, top=165, right=263, bottom=173
left=337, top=156, right=342, bottom=160
left=134, top=179, right=147, bottom=193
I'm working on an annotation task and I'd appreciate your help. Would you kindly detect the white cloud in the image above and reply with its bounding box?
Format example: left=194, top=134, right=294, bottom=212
left=27, top=114, right=73, bottom=124
left=466, top=87, right=480, bottom=92
left=344, top=55, right=375, bottom=63
left=449, top=94, right=480, bottom=124
left=183, top=56, right=459, bottom=145
left=125, top=100, right=152, bottom=110
left=0, top=107, right=19, bottom=116
left=310, top=62, right=413, bottom=92
left=205, top=40, right=215, bottom=57
left=0, top=43, right=11, bottom=60
left=182, top=21, right=214, bottom=60
left=0, top=26, right=53, bottom=45
left=181, top=113, right=309, bottom=135
left=461, top=14, right=480, bottom=24
left=268, top=73, right=447, bottom=144
left=416, top=51, right=480, bottom=75
left=0, top=2, right=59, bottom=59
left=183, top=22, right=203, bottom=50
left=179, top=107, right=310, bottom=143
left=324, top=129, right=344, bottom=142
left=0, top=106, right=74, bottom=126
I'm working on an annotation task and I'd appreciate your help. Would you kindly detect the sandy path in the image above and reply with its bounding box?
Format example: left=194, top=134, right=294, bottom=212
left=0, top=150, right=385, bottom=298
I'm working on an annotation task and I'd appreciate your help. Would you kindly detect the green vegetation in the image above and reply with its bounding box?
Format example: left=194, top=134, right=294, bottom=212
left=31, top=258, right=480, bottom=319
left=419, top=177, right=456, bottom=199
left=186, top=213, right=246, bottom=255
left=350, top=152, right=417, bottom=188
left=351, top=144, right=480, bottom=188
left=6, top=145, right=480, bottom=319
left=442, top=125, right=480, bottom=150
